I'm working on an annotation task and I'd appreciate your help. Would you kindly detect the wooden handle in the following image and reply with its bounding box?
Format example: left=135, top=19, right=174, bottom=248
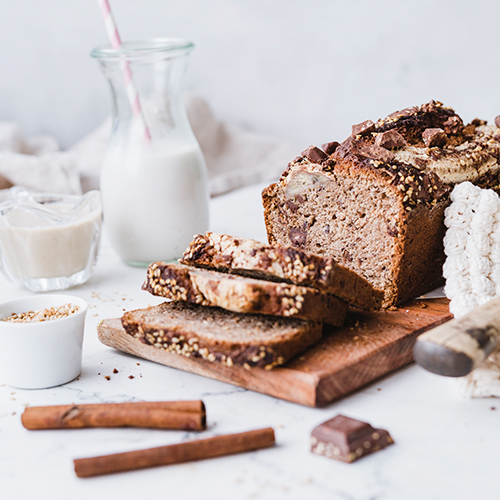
left=414, top=295, right=500, bottom=377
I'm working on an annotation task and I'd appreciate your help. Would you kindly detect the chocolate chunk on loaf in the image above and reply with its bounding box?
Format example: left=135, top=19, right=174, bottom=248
left=143, top=262, right=348, bottom=326
left=121, top=301, right=322, bottom=370
left=180, top=232, right=383, bottom=310
left=262, top=100, right=500, bottom=307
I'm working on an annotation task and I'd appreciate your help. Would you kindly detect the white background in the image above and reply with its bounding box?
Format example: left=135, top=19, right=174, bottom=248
left=1, top=0, right=499, bottom=150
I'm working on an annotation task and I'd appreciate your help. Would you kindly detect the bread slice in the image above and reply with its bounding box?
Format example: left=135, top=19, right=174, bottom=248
left=143, top=262, right=347, bottom=326
left=262, top=101, right=500, bottom=307
left=121, top=301, right=322, bottom=370
left=180, top=232, right=383, bottom=310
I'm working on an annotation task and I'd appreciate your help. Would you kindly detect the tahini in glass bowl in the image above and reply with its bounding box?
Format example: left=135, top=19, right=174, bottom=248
left=0, top=189, right=102, bottom=292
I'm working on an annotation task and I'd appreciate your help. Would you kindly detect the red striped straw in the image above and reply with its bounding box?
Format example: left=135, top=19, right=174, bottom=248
left=97, top=0, right=152, bottom=142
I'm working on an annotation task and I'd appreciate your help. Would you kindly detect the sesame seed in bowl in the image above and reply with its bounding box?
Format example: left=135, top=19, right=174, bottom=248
left=1, top=303, right=80, bottom=323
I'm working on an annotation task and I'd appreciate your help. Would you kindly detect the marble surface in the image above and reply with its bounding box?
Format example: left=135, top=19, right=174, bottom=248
left=1, top=181, right=499, bottom=500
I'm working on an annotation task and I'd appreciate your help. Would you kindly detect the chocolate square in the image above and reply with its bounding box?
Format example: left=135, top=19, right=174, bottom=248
left=301, top=145, right=328, bottom=164
left=374, top=129, right=407, bottom=150
left=310, top=414, right=393, bottom=463
left=422, top=128, right=447, bottom=148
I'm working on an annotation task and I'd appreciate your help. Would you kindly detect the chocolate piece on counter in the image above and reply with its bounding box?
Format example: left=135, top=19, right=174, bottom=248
left=495, top=116, right=500, bottom=129
left=422, top=127, right=447, bottom=148
left=352, top=119, right=375, bottom=136
left=301, top=145, right=328, bottom=164
left=374, top=129, right=407, bottom=150
left=310, top=414, right=394, bottom=463
left=351, top=139, right=395, bottom=163
left=322, top=141, right=340, bottom=155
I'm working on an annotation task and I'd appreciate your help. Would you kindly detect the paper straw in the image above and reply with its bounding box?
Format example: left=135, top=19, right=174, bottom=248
left=97, top=0, right=151, bottom=142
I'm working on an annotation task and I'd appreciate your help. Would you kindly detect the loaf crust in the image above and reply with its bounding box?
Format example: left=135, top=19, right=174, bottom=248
left=121, top=301, right=322, bottom=370
left=262, top=101, right=500, bottom=307
left=143, top=262, right=348, bottom=326
left=180, top=232, right=383, bottom=310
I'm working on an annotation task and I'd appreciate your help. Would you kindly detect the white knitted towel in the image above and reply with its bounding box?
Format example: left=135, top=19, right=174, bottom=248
left=443, top=181, right=500, bottom=397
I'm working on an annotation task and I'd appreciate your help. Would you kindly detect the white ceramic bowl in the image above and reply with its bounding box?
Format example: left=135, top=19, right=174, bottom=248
left=0, top=294, right=88, bottom=389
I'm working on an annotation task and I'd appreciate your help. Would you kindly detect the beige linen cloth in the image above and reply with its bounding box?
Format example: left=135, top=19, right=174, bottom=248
left=0, top=93, right=298, bottom=201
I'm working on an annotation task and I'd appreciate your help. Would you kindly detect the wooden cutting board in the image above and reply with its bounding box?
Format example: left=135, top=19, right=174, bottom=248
left=97, top=298, right=451, bottom=407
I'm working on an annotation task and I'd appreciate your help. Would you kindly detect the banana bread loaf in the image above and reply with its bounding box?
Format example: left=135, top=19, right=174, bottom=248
left=262, top=101, right=500, bottom=307
left=142, top=262, right=348, bottom=326
left=180, top=232, right=383, bottom=310
left=121, top=301, right=322, bottom=370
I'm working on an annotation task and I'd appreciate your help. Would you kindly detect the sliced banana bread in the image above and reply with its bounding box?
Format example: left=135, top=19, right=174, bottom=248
left=143, top=262, right=347, bottom=326
left=180, top=232, right=383, bottom=310
left=121, top=301, right=322, bottom=370
left=262, top=101, right=500, bottom=307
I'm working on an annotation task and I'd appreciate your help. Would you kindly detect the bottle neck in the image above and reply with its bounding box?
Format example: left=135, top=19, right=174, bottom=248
left=98, top=54, right=195, bottom=150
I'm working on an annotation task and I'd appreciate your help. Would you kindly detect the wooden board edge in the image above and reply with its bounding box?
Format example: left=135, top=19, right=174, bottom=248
left=97, top=319, right=322, bottom=407
left=313, top=311, right=453, bottom=406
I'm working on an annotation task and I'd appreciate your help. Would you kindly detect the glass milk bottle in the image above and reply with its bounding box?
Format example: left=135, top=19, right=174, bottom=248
left=91, top=38, right=209, bottom=266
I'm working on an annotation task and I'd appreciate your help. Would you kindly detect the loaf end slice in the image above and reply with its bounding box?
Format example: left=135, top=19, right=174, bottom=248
left=121, top=302, right=323, bottom=369
left=262, top=101, right=500, bottom=307
left=143, top=262, right=347, bottom=326
left=180, top=232, right=383, bottom=311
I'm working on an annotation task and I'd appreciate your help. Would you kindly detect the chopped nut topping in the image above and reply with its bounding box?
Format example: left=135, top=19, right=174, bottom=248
left=1, top=303, right=80, bottom=323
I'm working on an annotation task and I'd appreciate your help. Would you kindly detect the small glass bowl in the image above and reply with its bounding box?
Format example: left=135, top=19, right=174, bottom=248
left=0, top=294, right=88, bottom=389
left=0, top=189, right=102, bottom=292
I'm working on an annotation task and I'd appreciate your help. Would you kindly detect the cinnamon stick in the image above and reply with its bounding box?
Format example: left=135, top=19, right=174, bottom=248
left=74, top=427, right=275, bottom=478
left=21, top=401, right=206, bottom=431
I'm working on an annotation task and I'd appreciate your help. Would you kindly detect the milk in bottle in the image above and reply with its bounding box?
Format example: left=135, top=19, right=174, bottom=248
left=92, top=38, right=209, bottom=266
left=100, top=141, right=208, bottom=264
